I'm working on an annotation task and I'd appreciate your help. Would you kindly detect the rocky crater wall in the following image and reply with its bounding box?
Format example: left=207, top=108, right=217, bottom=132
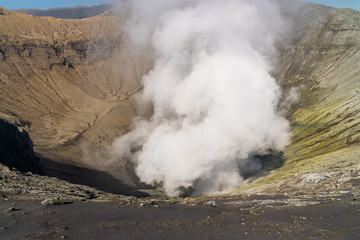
left=0, top=118, right=43, bottom=174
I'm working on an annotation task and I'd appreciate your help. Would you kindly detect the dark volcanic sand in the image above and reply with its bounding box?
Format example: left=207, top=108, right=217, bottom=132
left=0, top=196, right=359, bottom=240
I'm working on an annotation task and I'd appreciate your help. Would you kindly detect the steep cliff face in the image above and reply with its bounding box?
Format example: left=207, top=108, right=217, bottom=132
left=281, top=4, right=360, bottom=167
left=0, top=118, right=43, bottom=174
left=238, top=4, right=360, bottom=194
left=0, top=7, right=151, bottom=172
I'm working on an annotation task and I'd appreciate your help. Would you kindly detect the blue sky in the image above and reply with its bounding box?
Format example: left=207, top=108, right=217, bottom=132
left=306, top=0, right=360, bottom=10
left=0, top=0, right=112, bottom=10
left=0, top=0, right=359, bottom=10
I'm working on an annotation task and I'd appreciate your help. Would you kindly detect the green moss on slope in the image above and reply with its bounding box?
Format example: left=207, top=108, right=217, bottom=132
left=234, top=5, right=360, bottom=194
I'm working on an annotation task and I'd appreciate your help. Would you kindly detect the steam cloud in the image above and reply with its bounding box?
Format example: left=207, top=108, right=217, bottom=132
left=112, top=0, right=292, bottom=196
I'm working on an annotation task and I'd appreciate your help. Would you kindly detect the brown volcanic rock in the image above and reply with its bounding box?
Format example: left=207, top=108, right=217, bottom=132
left=0, top=7, right=152, bottom=185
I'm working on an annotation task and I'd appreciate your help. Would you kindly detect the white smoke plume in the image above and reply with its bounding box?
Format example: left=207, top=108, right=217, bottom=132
left=111, top=0, right=292, bottom=196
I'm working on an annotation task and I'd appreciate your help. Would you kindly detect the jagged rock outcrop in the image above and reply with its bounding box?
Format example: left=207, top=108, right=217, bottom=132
left=0, top=119, right=43, bottom=174
left=0, top=161, right=138, bottom=202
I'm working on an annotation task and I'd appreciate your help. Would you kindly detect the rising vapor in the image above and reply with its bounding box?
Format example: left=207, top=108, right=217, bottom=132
left=111, top=0, right=292, bottom=196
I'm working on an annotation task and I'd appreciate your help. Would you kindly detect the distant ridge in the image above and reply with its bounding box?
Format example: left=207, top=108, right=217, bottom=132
left=16, top=3, right=113, bottom=19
